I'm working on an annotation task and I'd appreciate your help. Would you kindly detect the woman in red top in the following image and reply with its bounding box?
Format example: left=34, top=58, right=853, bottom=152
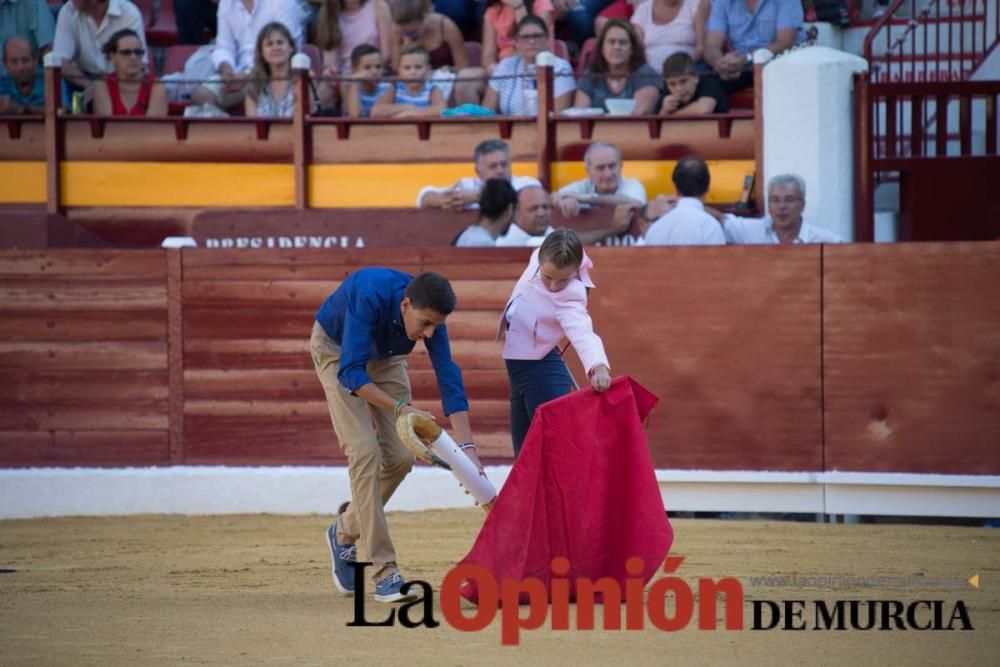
left=93, top=29, right=167, bottom=117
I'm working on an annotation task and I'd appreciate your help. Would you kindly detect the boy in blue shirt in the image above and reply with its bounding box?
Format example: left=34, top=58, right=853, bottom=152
left=310, top=269, right=481, bottom=602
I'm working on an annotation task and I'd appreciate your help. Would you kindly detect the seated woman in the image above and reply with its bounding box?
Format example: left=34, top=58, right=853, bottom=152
left=93, top=29, right=166, bottom=117
left=481, top=0, right=555, bottom=74
left=630, top=0, right=708, bottom=73
left=246, top=22, right=297, bottom=118
left=482, top=15, right=575, bottom=116
left=574, top=19, right=660, bottom=115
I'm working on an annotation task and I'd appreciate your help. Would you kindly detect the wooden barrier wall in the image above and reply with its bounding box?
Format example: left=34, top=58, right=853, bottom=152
left=1, top=244, right=998, bottom=473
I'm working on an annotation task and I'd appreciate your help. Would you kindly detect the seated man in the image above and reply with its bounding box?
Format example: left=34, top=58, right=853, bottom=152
left=190, top=0, right=305, bottom=111
left=497, top=184, right=631, bottom=247
left=51, top=0, right=146, bottom=92
left=704, top=0, right=802, bottom=94
left=551, top=142, right=646, bottom=218
left=641, top=156, right=725, bottom=246
left=0, top=36, right=45, bottom=114
left=453, top=178, right=518, bottom=247
left=418, top=139, right=541, bottom=211
left=0, top=0, right=55, bottom=76
left=723, top=174, right=844, bottom=244
left=660, top=52, right=729, bottom=116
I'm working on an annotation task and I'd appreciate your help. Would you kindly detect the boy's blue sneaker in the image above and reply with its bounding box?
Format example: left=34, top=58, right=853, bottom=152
left=326, top=523, right=357, bottom=596
left=373, top=571, right=418, bottom=603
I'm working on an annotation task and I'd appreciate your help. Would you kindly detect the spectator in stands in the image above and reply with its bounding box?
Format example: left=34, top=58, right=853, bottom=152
left=453, top=177, right=518, bottom=246
left=343, top=43, right=388, bottom=117
left=432, top=0, right=480, bottom=39
left=640, top=155, right=724, bottom=245
left=190, top=0, right=305, bottom=111
left=371, top=43, right=444, bottom=116
left=0, top=36, right=45, bottom=114
left=593, top=0, right=638, bottom=36
left=498, top=183, right=630, bottom=246
left=564, top=0, right=615, bottom=47
left=573, top=19, right=660, bottom=115
left=482, top=15, right=575, bottom=116
left=51, top=0, right=146, bottom=92
left=93, top=28, right=166, bottom=115
left=704, top=0, right=802, bottom=94
left=496, top=184, right=556, bottom=246
left=630, top=0, right=707, bottom=73
left=481, top=0, right=554, bottom=74
left=723, top=174, right=844, bottom=244
left=551, top=142, right=646, bottom=217
left=501, top=228, right=611, bottom=456
left=176, top=0, right=218, bottom=44
left=312, top=0, right=392, bottom=77
left=389, top=0, right=466, bottom=73
left=0, top=0, right=55, bottom=76
left=245, top=21, right=296, bottom=117
left=418, top=138, right=540, bottom=210
left=659, top=51, right=727, bottom=115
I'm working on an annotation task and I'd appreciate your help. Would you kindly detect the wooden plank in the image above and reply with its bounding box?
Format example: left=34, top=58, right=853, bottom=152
left=167, top=248, right=184, bottom=464
left=0, top=250, right=167, bottom=279
left=0, top=283, right=167, bottom=310
left=182, top=247, right=422, bottom=270
left=586, top=246, right=824, bottom=471
left=0, top=341, right=167, bottom=370
left=183, top=368, right=509, bottom=401
left=823, top=243, right=1000, bottom=474
left=0, top=370, right=168, bottom=401
left=450, top=280, right=514, bottom=311
left=0, top=430, right=170, bottom=466
left=182, top=280, right=333, bottom=307
left=182, top=397, right=508, bottom=422
left=0, top=309, right=166, bottom=341
left=419, top=248, right=531, bottom=279
left=0, top=405, right=168, bottom=430
left=183, top=337, right=506, bottom=371
left=184, top=306, right=315, bottom=339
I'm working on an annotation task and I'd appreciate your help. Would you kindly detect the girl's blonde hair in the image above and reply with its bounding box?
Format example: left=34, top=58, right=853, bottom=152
left=538, top=228, right=583, bottom=270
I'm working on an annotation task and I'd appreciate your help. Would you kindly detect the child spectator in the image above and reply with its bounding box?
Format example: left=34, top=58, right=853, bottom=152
left=344, top=43, right=389, bottom=117
left=246, top=22, right=297, bottom=118
left=313, top=0, right=392, bottom=77
left=93, top=29, right=166, bottom=116
left=660, top=51, right=727, bottom=116
left=371, top=42, right=444, bottom=117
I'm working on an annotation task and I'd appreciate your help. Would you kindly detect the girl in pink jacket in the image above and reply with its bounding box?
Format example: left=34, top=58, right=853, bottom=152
left=500, top=229, right=612, bottom=456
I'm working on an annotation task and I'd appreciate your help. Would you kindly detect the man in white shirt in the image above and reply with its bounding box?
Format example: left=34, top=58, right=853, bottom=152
left=418, top=139, right=541, bottom=211
left=51, top=0, right=146, bottom=90
left=723, top=174, right=844, bottom=244
left=552, top=142, right=647, bottom=218
left=642, top=156, right=725, bottom=246
left=190, top=0, right=304, bottom=110
left=495, top=185, right=555, bottom=247
left=497, top=184, right=632, bottom=247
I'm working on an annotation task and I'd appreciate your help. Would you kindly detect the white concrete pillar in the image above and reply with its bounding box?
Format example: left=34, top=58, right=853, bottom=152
left=762, top=46, right=868, bottom=241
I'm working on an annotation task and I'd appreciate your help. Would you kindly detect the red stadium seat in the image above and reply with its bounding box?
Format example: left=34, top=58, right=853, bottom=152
left=147, top=0, right=179, bottom=47
left=553, top=39, right=570, bottom=62
left=300, top=43, right=323, bottom=79
left=162, top=43, right=199, bottom=75
left=727, top=89, right=755, bottom=109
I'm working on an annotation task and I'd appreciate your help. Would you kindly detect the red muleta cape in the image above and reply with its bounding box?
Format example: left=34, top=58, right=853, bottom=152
left=459, top=375, right=674, bottom=604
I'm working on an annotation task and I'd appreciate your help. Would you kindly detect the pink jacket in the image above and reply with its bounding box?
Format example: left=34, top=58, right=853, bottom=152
left=498, top=248, right=610, bottom=373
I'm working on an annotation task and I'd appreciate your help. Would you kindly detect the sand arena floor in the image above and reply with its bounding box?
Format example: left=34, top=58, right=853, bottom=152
left=1, top=510, right=997, bottom=666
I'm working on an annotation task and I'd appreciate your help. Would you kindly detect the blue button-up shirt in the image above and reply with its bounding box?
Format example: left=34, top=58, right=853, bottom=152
left=315, top=268, right=469, bottom=416
left=707, top=0, right=804, bottom=55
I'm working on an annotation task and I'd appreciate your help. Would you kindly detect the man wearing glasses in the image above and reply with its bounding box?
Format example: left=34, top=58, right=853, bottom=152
left=722, top=174, right=843, bottom=244
left=51, top=0, right=146, bottom=91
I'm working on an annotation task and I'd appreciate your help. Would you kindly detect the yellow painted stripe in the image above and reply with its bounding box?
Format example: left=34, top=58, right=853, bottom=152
left=61, top=162, right=295, bottom=207
left=308, top=162, right=540, bottom=208
left=552, top=160, right=756, bottom=204
left=0, top=162, right=46, bottom=204
left=2, top=159, right=756, bottom=208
